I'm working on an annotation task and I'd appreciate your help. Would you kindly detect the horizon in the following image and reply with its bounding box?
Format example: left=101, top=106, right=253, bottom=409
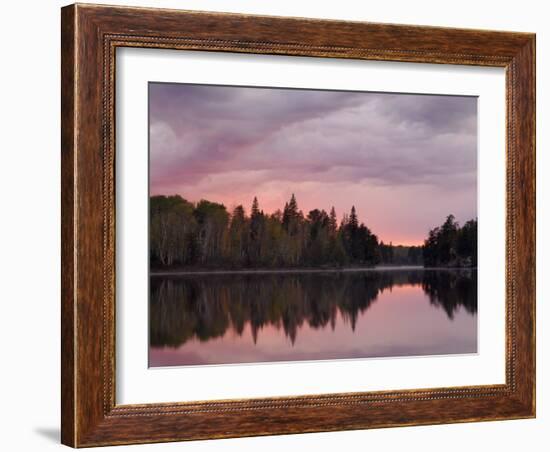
left=150, top=192, right=476, bottom=247
left=150, top=83, right=477, bottom=245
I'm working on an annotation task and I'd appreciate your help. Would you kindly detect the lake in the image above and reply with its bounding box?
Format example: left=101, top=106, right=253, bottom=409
left=149, top=268, right=477, bottom=367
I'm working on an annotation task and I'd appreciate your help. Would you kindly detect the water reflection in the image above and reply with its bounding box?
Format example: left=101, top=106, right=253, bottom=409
left=149, top=269, right=477, bottom=366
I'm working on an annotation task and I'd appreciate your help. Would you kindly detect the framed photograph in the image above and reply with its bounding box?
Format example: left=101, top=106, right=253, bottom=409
left=61, top=3, right=536, bottom=447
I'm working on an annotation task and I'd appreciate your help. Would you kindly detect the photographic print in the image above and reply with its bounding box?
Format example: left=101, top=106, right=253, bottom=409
left=148, top=83, right=478, bottom=367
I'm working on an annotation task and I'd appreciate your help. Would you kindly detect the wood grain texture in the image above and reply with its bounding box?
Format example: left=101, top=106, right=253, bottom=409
left=60, top=5, right=76, bottom=447
left=60, top=3, right=536, bottom=447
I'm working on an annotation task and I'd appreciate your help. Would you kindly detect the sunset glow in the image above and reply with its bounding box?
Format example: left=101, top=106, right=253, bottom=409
left=149, top=83, right=477, bottom=245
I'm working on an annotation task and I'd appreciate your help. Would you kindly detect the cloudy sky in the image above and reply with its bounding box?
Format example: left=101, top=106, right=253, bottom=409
left=149, top=83, right=477, bottom=245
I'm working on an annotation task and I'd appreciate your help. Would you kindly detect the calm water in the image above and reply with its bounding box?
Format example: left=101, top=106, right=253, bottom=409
left=149, top=269, right=477, bottom=367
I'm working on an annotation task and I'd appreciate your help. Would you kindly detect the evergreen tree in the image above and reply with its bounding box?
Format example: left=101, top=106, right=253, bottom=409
left=422, top=215, right=476, bottom=267
left=288, top=194, right=298, bottom=215
left=282, top=194, right=299, bottom=233
left=282, top=202, right=289, bottom=229
left=249, top=197, right=264, bottom=264
left=229, top=205, right=247, bottom=265
left=149, top=194, right=474, bottom=270
left=329, top=207, right=338, bottom=237
left=349, top=206, right=359, bottom=229
left=251, top=197, right=260, bottom=217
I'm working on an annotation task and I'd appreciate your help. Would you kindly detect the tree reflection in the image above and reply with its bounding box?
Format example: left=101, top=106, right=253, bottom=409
left=150, top=270, right=477, bottom=348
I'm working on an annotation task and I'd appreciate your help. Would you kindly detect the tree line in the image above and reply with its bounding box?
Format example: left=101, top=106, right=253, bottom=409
left=150, top=194, right=476, bottom=269
left=150, top=194, right=382, bottom=269
left=422, top=214, right=477, bottom=267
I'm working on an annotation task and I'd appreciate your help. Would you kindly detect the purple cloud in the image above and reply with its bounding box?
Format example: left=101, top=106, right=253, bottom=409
left=149, top=82, right=477, bottom=244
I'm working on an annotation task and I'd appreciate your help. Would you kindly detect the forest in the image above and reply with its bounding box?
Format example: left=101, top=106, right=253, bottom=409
left=149, top=194, right=475, bottom=270
left=422, top=215, right=478, bottom=267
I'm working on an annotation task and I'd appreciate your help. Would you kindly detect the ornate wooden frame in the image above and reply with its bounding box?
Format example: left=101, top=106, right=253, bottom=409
left=61, top=3, right=536, bottom=447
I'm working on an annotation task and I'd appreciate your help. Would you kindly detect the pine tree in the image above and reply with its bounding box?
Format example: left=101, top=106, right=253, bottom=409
left=229, top=205, right=247, bottom=264
left=288, top=194, right=298, bottom=215
left=251, top=197, right=260, bottom=218
left=282, top=194, right=299, bottom=234
left=329, top=207, right=338, bottom=237
left=249, top=197, right=263, bottom=264
left=349, top=206, right=359, bottom=229
left=282, top=202, right=290, bottom=231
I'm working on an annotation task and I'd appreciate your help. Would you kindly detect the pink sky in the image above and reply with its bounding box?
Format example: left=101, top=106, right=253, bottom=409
left=149, top=83, right=477, bottom=245
left=149, top=284, right=477, bottom=366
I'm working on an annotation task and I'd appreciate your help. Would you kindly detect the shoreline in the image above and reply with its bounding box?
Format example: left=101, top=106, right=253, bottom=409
left=150, top=266, right=476, bottom=276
